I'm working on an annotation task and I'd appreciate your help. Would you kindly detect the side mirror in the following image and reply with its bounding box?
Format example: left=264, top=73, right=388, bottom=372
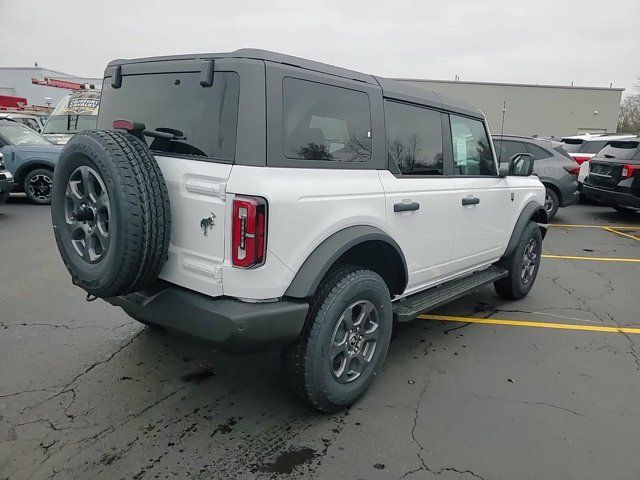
left=501, top=153, right=534, bottom=176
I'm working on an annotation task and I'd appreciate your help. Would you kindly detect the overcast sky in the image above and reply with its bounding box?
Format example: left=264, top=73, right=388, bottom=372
left=1, top=0, right=638, bottom=93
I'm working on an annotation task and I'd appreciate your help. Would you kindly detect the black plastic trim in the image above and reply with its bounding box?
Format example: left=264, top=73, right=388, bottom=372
left=105, top=284, right=309, bottom=354
left=502, top=201, right=548, bottom=259
left=285, top=225, right=409, bottom=298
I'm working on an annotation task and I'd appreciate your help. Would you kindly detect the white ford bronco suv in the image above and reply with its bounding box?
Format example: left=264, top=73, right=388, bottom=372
left=51, top=49, right=547, bottom=412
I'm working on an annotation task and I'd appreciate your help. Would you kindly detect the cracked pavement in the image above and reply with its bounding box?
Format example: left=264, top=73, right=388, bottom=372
left=1, top=198, right=640, bottom=480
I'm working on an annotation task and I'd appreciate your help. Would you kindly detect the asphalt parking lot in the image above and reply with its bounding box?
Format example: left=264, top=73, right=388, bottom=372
left=1, top=197, right=639, bottom=480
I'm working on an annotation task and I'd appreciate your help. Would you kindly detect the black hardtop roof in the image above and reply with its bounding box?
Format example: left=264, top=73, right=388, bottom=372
left=106, top=49, right=483, bottom=119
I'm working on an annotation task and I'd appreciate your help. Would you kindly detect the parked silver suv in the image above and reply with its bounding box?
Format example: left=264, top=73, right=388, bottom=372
left=493, top=135, right=580, bottom=219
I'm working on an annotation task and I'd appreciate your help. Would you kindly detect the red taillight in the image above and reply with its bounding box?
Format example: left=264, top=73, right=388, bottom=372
left=232, top=195, right=267, bottom=268
left=563, top=165, right=580, bottom=174
left=113, top=119, right=134, bottom=130
left=621, top=164, right=640, bottom=179
left=573, top=156, right=591, bottom=165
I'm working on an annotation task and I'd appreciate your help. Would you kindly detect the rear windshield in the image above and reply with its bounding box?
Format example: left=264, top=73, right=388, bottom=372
left=98, top=71, right=240, bottom=162
left=595, top=141, right=640, bottom=161
left=561, top=138, right=582, bottom=153
left=579, top=140, right=608, bottom=154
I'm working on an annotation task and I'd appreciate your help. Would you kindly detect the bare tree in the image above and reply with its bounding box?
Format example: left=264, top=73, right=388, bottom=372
left=618, top=76, right=640, bottom=134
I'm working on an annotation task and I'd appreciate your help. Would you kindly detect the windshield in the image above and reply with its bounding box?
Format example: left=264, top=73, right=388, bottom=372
left=0, top=123, right=52, bottom=146
left=42, top=114, right=98, bottom=134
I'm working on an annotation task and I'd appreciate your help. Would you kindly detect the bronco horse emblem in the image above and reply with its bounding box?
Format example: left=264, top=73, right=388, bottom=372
left=200, top=212, right=216, bottom=236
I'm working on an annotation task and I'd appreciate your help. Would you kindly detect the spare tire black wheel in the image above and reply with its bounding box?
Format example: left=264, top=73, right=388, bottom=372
left=51, top=130, right=171, bottom=298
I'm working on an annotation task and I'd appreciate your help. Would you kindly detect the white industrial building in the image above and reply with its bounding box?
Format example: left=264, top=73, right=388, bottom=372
left=396, top=78, right=624, bottom=138
left=0, top=66, right=101, bottom=108
left=0, top=65, right=624, bottom=137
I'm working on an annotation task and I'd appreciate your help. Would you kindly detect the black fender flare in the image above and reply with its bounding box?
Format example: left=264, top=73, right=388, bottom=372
left=284, top=225, right=408, bottom=298
left=502, top=201, right=548, bottom=259
left=14, top=159, right=56, bottom=184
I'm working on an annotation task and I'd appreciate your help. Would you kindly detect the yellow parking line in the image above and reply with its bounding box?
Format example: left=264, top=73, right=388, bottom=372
left=549, top=224, right=639, bottom=230
left=419, top=314, right=640, bottom=335
left=542, top=254, right=640, bottom=263
left=603, top=227, right=640, bottom=242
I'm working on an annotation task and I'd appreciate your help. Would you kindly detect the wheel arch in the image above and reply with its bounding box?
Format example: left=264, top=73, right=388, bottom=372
left=14, top=159, right=55, bottom=186
left=284, top=225, right=408, bottom=299
left=502, top=201, right=548, bottom=260
left=541, top=180, right=562, bottom=204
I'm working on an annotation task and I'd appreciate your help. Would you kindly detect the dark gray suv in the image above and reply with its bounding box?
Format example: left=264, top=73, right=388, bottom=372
left=493, top=135, right=580, bottom=219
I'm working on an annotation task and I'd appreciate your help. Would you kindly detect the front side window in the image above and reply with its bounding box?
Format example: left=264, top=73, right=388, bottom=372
left=385, top=100, right=443, bottom=175
left=450, top=115, right=496, bottom=176
left=494, top=140, right=527, bottom=165
left=283, top=78, right=371, bottom=162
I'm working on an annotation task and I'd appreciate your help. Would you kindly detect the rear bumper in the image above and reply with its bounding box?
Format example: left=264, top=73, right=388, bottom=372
left=561, top=189, right=581, bottom=207
left=106, top=283, right=309, bottom=354
left=582, top=184, right=640, bottom=209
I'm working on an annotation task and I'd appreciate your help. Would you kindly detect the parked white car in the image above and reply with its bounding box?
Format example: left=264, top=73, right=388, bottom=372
left=50, top=49, right=547, bottom=412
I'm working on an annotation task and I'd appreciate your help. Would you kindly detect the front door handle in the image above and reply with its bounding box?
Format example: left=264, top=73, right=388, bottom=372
left=461, top=196, right=480, bottom=206
left=394, top=201, right=420, bottom=212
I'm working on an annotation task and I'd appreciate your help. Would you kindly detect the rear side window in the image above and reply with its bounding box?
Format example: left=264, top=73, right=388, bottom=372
left=385, top=100, right=443, bottom=175
left=525, top=143, right=552, bottom=160
left=450, top=115, right=496, bottom=175
left=98, top=71, right=240, bottom=161
left=283, top=78, right=371, bottom=162
left=494, top=139, right=527, bottom=164
left=554, top=146, right=574, bottom=159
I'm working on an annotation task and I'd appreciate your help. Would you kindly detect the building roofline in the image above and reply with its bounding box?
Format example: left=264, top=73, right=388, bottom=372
left=0, top=66, right=92, bottom=78
left=391, top=77, right=625, bottom=92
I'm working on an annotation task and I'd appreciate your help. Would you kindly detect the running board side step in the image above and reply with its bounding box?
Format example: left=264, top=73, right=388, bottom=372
left=393, top=266, right=508, bottom=322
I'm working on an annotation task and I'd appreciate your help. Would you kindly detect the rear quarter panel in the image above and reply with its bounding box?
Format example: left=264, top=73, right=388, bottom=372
left=225, top=165, right=387, bottom=299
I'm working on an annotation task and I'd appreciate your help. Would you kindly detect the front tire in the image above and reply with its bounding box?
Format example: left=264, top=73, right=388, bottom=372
left=495, top=222, right=542, bottom=300
left=281, top=265, right=392, bottom=413
left=24, top=168, right=53, bottom=205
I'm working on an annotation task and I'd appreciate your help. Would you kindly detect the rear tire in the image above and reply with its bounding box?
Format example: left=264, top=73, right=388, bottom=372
left=24, top=168, right=53, bottom=205
left=281, top=265, right=392, bottom=413
left=495, top=222, right=542, bottom=300
left=544, top=187, right=559, bottom=220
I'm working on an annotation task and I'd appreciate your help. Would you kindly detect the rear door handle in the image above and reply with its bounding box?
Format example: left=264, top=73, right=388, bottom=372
left=394, top=201, right=420, bottom=212
left=461, top=197, right=480, bottom=206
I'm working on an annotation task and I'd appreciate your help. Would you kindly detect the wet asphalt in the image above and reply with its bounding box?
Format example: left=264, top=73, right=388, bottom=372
left=1, top=196, right=639, bottom=480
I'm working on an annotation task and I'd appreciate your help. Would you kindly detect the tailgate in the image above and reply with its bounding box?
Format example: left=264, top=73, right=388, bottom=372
left=587, top=161, right=623, bottom=190
left=156, top=156, right=231, bottom=297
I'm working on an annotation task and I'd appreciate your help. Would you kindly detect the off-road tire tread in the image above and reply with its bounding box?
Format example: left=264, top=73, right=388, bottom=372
left=53, top=129, right=171, bottom=297
left=282, top=264, right=387, bottom=412
left=495, top=221, right=541, bottom=299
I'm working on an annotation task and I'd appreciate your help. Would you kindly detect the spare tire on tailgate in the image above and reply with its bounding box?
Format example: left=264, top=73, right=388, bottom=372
left=51, top=130, right=171, bottom=298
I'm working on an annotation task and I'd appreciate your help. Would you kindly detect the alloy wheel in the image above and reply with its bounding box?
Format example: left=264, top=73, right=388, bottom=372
left=27, top=173, right=53, bottom=202
left=521, top=238, right=538, bottom=285
left=63, top=166, right=111, bottom=264
left=330, top=299, right=380, bottom=384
